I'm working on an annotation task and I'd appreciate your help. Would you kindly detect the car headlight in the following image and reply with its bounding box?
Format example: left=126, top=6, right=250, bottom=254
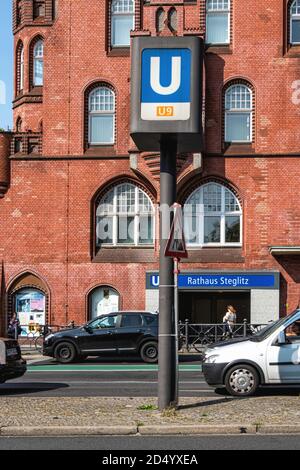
left=205, top=354, right=219, bottom=364
left=44, top=334, right=54, bottom=343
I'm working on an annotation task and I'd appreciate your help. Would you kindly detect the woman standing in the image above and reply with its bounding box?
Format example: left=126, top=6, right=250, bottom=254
left=222, top=305, right=237, bottom=338
left=7, top=313, right=22, bottom=339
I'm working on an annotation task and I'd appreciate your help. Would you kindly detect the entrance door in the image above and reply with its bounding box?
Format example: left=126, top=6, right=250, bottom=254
left=179, top=291, right=250, bottom=324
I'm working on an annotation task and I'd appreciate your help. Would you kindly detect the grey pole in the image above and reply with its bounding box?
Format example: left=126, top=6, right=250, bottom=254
left=158, top=136, right=177, bottom=411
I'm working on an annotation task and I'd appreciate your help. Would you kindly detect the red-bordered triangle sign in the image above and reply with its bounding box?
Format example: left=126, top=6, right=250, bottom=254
left=165, top=203, right=188, bottom=259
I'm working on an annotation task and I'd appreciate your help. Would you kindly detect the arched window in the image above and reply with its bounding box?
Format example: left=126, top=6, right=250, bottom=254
left=33, top=39, right=44, bottom=86
left=168, top=8, right=177, bottom=33
left=206, top=0, right=230, bottom=45
left=111, top=0, right=135, bottom=47
left=89, top=86, right=115, bottom=145
left=13, top=288, right=46, bottom=335
left=89, top=286, right=120, bottom=319
left=16, top=117, right=22, bottom=132
left=184, top=183, right=242, bottom=246
left=225, top=84, right=252, bottom=143
left=20, top=45, right=24, bottom=91
left=290, top=0, right=300, bottom=44
left=156, top=8, right=165, bottom=33
left=96, top=183, right=154, bottom=246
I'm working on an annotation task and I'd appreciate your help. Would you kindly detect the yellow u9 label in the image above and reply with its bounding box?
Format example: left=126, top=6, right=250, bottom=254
left=156, top=106, right=174, bottom=117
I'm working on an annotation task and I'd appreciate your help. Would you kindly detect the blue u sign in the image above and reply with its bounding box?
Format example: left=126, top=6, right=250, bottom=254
left=141, top=48, right=191, bottom=121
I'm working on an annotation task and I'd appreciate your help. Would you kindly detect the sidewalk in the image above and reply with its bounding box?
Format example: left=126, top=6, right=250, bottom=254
left=0, top=396, right=299, bottom=436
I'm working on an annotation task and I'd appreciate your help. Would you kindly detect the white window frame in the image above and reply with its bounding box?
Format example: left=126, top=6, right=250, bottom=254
left=225, top=84, right=253, bottom=143
left=184, top=183, right=242, bottom=248
left=290, top=0, right=300, bottom=45
left=206, top=0, right=230, bottom=45
left=89, top=87, right=116, bottom=146
left=33, top=40, right=44, bottom=87
left=96, top=184, right=155, bottom=247
left=111, top=0, right=135, bottom=48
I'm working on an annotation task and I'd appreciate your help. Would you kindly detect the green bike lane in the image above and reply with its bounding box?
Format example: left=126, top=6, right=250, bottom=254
left=27, top=363, right=203, bottom=372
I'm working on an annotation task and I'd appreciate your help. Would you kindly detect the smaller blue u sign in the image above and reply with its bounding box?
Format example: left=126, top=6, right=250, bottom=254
left=141, top=48, right=191, bottom=121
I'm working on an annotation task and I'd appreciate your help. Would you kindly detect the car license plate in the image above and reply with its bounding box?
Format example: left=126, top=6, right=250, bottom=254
left=7, top=348, right=18, bottom=357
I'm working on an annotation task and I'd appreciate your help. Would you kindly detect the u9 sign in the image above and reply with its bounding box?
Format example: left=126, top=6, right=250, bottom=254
left=141, top=48, right=191, bottom=121
left=130, top=37, right=203, bottom=153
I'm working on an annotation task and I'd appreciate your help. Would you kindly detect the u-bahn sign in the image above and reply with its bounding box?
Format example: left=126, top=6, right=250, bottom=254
left=130, top=37, right=203, bottom=152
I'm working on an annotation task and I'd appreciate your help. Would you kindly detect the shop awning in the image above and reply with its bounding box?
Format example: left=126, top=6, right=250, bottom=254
left=269, top=246, right=300, bottom=255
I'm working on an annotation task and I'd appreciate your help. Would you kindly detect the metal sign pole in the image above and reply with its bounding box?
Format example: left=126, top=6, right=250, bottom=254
left=174, top=256, right=180, bottom=405
left=158, top=136, right=177, bottom=411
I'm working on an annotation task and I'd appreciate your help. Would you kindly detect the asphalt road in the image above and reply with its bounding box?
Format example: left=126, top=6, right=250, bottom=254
left=0, top=435, right=299, bottom=450
left=2, top=356, right=300, bottom=398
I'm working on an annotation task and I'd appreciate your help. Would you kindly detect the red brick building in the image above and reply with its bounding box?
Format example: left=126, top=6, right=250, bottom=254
left=1, top=0, right=300, bottom=334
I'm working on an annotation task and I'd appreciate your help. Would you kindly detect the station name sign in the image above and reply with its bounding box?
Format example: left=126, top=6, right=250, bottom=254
left=146, top=272, right=280, bottom=290
left=130, top=36, right=203, bottom=152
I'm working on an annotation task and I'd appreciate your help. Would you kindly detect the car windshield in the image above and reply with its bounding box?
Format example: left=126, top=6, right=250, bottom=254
left=250, top=309, right=300, bottom=342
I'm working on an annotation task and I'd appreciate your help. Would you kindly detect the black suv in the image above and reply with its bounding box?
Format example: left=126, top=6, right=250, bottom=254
left=43, top=311, right=159, bottom=364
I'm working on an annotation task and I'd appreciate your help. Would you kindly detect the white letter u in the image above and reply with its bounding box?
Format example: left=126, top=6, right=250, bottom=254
left=150, top=56, right=181, bottom=95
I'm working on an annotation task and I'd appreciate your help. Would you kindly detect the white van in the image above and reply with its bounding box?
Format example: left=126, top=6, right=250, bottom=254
left=203, top=308, right=300, bottom=396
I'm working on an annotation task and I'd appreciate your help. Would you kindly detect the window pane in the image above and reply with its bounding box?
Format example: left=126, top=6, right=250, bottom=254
left=226, top=113, right=251, bottom=142
left=225, top=216, right=240, bottom=242
left=225, top=85, right=251, bottom=110
left=203, top=184, right=222, bottom=212
left=96, top=216, right=113, bottom=244
left=292, top=19, right=300, bottom=43
left=206, top=14, right=229, bottom=44
left=225, top=189, right=240, bottom=212
left=138, top=215, right=153, bottom=244
left=90, top=115, right=114, bottom=144
left=117, top=184, right=135, bottom=213
left=112, top=16, right=133, bottom=46
left=204, top=216, right=221, bottom=243
left=117, top=216, right=135, bottom=244
left=139, top=189, right=152, bottom=213
left=90, top=315, right=118, bottom=330
left=184, top=213, right=197, bottom=244
left=34, top=59, right=43, bottom=86
left=121, top=314, right=143, bottom=328
left=90, top=88, right=114, bottom=112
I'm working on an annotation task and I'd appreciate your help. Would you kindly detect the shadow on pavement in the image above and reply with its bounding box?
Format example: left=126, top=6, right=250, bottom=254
left=0, top=383, right=69, bottom=396
left=214, top=386, right=300, bottom=397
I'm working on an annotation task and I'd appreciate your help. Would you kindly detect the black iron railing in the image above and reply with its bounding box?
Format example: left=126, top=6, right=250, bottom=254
left=10, top=320, right=267, bottom=352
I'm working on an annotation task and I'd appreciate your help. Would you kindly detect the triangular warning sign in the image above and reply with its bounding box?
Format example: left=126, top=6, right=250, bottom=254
left=165, top=203, right=188, bottom=259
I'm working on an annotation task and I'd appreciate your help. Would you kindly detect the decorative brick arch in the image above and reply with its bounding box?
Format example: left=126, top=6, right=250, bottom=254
left=15, top=40, right=24, bottom=96
left=179, top=175, right=243, bottom=208
left=7, top=271, right=50, bottom=325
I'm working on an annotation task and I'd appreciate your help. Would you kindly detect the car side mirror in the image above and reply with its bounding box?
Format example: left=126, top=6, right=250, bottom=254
left=83, top=325, right=93, bottom=334
left=277, top=331, right=287, bottom=345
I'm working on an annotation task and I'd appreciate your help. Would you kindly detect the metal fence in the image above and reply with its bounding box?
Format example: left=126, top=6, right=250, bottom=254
left=178, top=320, right=267, bottom=352
left=10, top=320, right=268, bottom=353
left=10, top=323, right=77, bottom=351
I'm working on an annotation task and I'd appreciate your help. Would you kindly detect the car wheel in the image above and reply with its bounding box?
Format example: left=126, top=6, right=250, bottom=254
left=54, top=342, right=77, bottom=364
left=140, top=342, right=158, bottom=364
left=224, top=364, right=259, bottom=397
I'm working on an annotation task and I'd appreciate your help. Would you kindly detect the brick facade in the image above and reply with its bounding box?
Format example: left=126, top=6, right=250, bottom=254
left=0, top=0, right=300, bottom=331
